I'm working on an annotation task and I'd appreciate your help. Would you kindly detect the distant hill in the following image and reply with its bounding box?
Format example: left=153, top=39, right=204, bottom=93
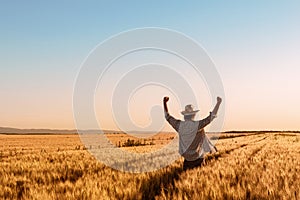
left=0, top=127, right=299, bottom=135
left=0, top=127, right=119, bottom=135
left=0, top=127, right=174, bottom=135
left=224, top=130, right=300, bottom=134
left=0, top=127, right=77, bottom=134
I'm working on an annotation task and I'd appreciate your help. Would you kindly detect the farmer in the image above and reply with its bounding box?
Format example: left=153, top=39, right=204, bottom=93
left=163, top=96, right=222, bottom=170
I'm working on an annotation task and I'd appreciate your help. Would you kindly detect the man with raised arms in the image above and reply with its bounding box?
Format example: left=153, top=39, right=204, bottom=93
left=163, top=96, right=222, bottom=170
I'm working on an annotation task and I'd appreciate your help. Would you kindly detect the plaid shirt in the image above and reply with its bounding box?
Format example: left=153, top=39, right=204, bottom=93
left=165, top=112, right=216, bottom=161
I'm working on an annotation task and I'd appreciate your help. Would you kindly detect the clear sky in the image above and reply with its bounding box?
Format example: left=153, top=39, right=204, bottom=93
left=0, top=1, right=299, bottom=131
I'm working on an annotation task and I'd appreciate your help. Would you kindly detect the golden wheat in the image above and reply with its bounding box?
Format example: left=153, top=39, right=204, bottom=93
left=0, top=133, right=299, bottom=199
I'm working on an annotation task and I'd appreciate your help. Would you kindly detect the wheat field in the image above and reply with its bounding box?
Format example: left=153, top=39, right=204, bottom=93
left=0, top=132, right=299, bottom=200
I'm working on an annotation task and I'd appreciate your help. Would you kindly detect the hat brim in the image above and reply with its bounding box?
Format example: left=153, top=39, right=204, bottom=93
left=181, top=110, right=199, bottom=115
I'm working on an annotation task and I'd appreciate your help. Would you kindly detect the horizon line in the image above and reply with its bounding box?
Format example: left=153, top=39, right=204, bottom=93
left=0, top=126, right=299, bottom=134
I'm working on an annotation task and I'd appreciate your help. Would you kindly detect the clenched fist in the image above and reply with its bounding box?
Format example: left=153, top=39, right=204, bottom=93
left=163, top=96, right=169, bottom=103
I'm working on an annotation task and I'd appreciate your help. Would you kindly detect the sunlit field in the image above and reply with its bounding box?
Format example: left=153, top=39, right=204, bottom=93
left=0, top=132, right=300, bottom=199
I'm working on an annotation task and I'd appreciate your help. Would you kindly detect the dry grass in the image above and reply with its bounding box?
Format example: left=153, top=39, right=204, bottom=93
left=0, top=132, right=299, bottom=199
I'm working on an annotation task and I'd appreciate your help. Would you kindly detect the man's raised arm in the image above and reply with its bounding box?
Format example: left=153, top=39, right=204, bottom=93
left=163, top=96, right=180, bottom=131
left=211, top=96, right=222, bottom=118
left=163, top=96, right=169, bottom=114
left=198, top=97, right=222, bottom=130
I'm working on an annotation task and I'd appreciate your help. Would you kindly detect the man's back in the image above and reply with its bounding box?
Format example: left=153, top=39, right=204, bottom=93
left=165, top=113, right=212, bottom=161
left=178, top=120, right=205, bottom=161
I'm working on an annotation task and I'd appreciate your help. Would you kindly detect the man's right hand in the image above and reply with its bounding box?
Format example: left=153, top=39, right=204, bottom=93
left=217, top=96, right=222, bottom=103
left=163, top=97, right=169, bottom=113
left=163, top=96, right=169, bottom=103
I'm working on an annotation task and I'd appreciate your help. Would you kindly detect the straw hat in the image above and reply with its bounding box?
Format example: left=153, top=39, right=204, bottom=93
left=181, top=104, right=199, bottom=115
